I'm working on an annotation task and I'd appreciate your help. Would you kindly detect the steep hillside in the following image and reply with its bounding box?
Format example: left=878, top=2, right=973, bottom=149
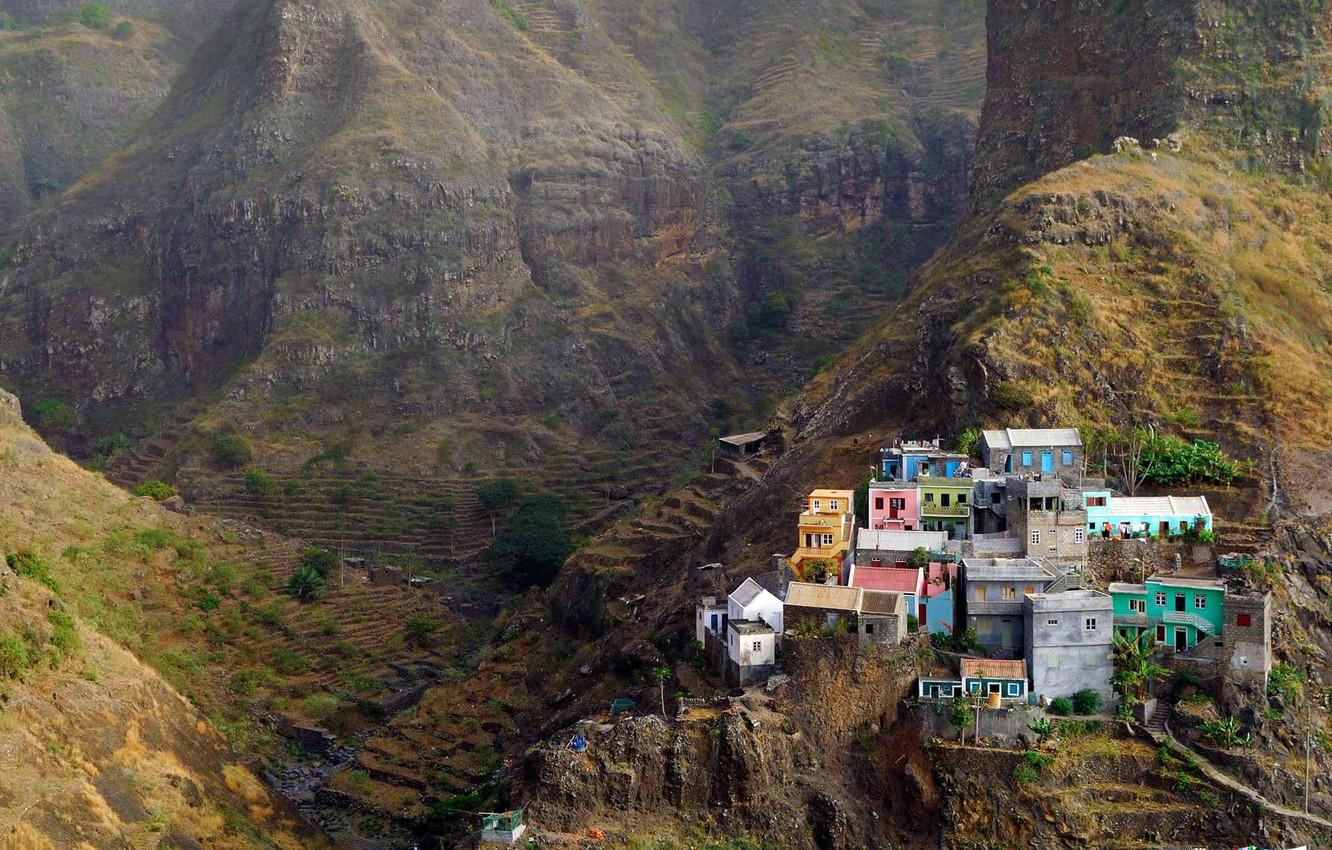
left=788, top=0, right=1332, bottom=481
left=0, top=389, right=324, bottom=848
left=0, top=0, right=985, bottom=553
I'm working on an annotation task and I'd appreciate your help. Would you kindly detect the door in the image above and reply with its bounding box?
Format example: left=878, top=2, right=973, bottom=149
left=1160, top=522, right=1170, bottom=537
left=1174, top=627, right=1187, bottom=652
left=1041, top=451, right=1054, bottom=473
left=929, top=684, right=940, bottom=699
left=1174, top=594, right=1186, bottom=612
left=710, top=613, right=719, bottom=632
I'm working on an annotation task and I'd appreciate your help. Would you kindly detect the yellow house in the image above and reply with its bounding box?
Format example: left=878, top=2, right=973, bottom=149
left=791, top=488, right=854, bottom=580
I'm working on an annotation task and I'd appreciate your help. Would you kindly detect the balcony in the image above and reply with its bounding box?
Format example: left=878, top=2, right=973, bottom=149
left=921, top=503, right=970, bottom=517
left=799, top=513, right=840, bottom=527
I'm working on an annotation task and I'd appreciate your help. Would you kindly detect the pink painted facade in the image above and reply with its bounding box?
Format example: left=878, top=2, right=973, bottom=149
left=867, top=483, right=919, bottom=531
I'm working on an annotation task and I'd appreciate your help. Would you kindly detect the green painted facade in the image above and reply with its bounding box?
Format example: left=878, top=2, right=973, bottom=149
left=1110, top=578, right=1226, bottom=651
left=918, top=476, right=974, bottom=538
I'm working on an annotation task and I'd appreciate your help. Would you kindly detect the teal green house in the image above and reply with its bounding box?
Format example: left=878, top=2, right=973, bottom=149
left=1108, top=575, right=1226, bottom=652
left=1083, top=492, right=1212, bottom=540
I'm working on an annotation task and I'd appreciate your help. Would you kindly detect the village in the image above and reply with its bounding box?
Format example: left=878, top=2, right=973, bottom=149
left=699, top=428, right=1274, bottom=732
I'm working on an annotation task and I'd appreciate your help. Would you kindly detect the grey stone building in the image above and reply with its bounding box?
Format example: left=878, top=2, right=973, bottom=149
left=1005, top=475, right=1089, bottom=568
left=957, top=557, right=1062, bottom=657
left=1023, top=589, right=1115, bottom=705
left=981, top=428, right=1083, bottom=478
left=1223, top=591, right=1272, bottom=686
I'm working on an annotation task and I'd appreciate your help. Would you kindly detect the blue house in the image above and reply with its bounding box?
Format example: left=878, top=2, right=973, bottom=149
left=1083, top=493, right=1212, bottom=539
left=880, top=439, right=969, bottom=481
left=924, top=562, right=956, bottom=635
left=962, top=657, right=1028, bottom=703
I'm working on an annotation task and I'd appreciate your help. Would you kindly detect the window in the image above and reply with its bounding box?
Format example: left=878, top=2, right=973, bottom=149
left=1007, top=682, right=1019, bottom=696
left=1237, top=613, right=1252, bottom=627
left=1002, top=587, right=1016, bottom=600
left=812, top=499, right=822, bottom=511
left=941, top=494, right=950, bottom=507
left=1046, top=618, right=1059, bottom=626
left=1130, top=599, right=1145, bottom=614
left=1156, top=625, right=1166, bottom=643
left=822, top=533, right=834, bottom=546
left=752, top=641, right=762, bottom=652
left=1062, top=450, right=1074, bottom=466
left=924, top=492, right=935, bottom=503
left=1074, top=529, right=1085, bottom=544
left=1021, top=451, right=1033, bottom=467
left=864, top=623, right=875, bottom=635
left=1085, top=617, right=1098, bottom=632
left=1086, top=496, right=1107, bottom=507
left=874, top=497, right=884, bottom=510
left=889, top=498, right=905, bottom=510
left=1194, top=595, right=1207, bottom=610
left=830, top=500, right=839, bottom=511
left=992, top=492, right=1001, bottom=504
left=1030, top=530, right=1041, bottom=545
left=1154, top=592, right=1166, bottom=607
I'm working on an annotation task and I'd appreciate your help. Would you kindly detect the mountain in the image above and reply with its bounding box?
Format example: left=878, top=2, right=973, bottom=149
left=0, top=0, right=983, bottom=561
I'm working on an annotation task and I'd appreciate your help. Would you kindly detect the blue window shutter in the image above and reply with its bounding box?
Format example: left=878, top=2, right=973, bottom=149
left=1021, top=451, right=1032, bottom=467
left=1062, top=450, right=1073, bottom=466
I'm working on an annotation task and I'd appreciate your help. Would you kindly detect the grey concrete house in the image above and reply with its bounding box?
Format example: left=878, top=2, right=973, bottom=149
left=957, top=557, right=1062, bottom=657
left=1023, top=589, right=1115, bottom=705
left=784, top=582, right=908, bottom=646
left=981, top=428, right=1083, bottom=478
left=1005, top=474, right=1089, bottom=569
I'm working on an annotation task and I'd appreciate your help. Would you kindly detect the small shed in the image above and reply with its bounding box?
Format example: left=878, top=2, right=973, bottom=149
left=480, top=810, right=526, bottom=845
left=718, top=431, right=768, bottom=458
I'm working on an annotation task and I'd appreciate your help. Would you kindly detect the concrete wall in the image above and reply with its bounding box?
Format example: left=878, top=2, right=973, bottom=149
left=1223, top=593, right=1271, bottom=685
left=859, top=612, right=905, bottom=645
left=1023, top=593, right=1115, bottom=705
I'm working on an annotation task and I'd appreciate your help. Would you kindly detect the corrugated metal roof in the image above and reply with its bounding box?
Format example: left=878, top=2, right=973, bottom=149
left=982, top=428, right=1082, bottom=450
left=860, top=590, right=905, bottom=615
left=719, top=431, right=767, bottom=446
left=851, top=566, right=922, bottom=594
left=1103, top=495, right=1211, bottom=517
left=729, top=577, right=769, bottom=607
left=785, top=582, right=862, bottom=612
left=857, top=529, right=947, bottom=552
left=960, top=657, right=1026, bottom=680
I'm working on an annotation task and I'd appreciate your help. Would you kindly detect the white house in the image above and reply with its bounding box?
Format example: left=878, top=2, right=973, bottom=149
left=728, top=577, right=783, bottom=637
left=696, top=596, right=728, bottom=644
left=727, top=619, right=777, bottom=685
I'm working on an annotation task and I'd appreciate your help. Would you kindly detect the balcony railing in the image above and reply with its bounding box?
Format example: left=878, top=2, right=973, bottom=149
left=921, top=503, right=970, bottom=517
left=1163, top=609, right=1215, bottom=636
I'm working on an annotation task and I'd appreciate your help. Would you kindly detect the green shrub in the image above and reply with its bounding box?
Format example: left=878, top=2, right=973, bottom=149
left=1047, top=697, right=1073, bottom=716
left=110, top=19, right=132, bottom=39
left=7, top=551, right=60, bottom=594
left=244, top=469, right=276, bottom=496
left=303, top=692, right=340, bottom=718
left=1141, top=435, right=1241, bottom=486
left=949, top=694, right=974, bottom=729
left=1268, top=662, right=1305, bottom=701
left=253, top=603, right=286, bottom=630
left=210, top=434, right=252, bottom=468
left=272, top=649, right=311, bottom=676
left=132, top=480, right=178, bottom=501
left=32, top=398, right=77, bottom=431
left=77, top=3, right=111, bottom=29
left=96, top=433, right=133, bottom=458
left=1198, top=716, right=1251, bottom=748
left=990, top=382, right=1035, bottom=410
left=0, top=632, right=31, bottom=677
left=906, top=614, right=919, bottom=633
left=1012, top=761, right=1039, bottom=784
left=299, top=547, right=339, bottom=578
left=47, top=610, right=80, bottom=662
left=1071, top=689, right=1103, bottom=715
left=404, top=614, right=438, bottom=647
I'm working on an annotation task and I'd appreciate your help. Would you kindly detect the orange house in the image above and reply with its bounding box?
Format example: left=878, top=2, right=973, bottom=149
left=791, top=489, right=854, bottom=580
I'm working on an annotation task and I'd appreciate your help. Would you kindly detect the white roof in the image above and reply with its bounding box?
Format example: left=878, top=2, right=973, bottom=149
left=729, top=577, right=774, bottom=608
left=856, top=529, right=947, bottom=552
left=982, top=428, right=1082, bottom=450
left=1105, top=495, right=1212, bottom=517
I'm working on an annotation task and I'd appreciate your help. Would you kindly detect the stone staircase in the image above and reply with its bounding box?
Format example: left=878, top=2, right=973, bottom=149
left=1145, top=700, right=1173, bottom=735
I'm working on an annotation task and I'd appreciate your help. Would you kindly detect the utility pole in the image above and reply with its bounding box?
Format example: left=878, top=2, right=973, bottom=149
left=1306, top=697, right=1312, bottom=815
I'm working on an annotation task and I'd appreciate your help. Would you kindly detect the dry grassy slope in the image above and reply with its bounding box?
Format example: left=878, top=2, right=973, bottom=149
left=0, top=18, right=181, bottom=225
left=0, top=389, right=324, bottom=847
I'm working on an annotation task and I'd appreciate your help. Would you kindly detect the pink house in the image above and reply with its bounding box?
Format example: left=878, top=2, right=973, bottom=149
left=868, top=482, right=919, bottom=531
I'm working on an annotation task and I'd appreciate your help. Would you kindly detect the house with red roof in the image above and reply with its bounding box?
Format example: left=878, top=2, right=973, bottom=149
left=848, top=564, right=925, bottom=622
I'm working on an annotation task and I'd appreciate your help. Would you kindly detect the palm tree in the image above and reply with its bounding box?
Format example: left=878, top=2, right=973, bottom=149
left=285, top=564, right=326, bottom=603
left=1112, top=631, right=1169, bottom=703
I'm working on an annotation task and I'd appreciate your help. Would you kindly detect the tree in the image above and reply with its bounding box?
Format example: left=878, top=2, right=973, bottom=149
left=211, top=433, right=252, bottom=468
left=299, top=547, right=339, bottom=579
left=244, top=468, right=277, bottom=496
left=486, top=494, right=573, bottom=586
left=1111, top=425, right=1152, bottom=495
left=651, top=665, right=670, bottom=718
left=955, top=428, right=981, bottom=457
left=907, top=546, right=930, bottom=569
left=476, top=479, right=518, bottom=536
left=854, top=475, right=870, bottom=527
left=949, top=694, right=974, bottom=735
left=285, top=565, right=326, bottom=602
left=1112, top=631, right=1169, bottom=703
